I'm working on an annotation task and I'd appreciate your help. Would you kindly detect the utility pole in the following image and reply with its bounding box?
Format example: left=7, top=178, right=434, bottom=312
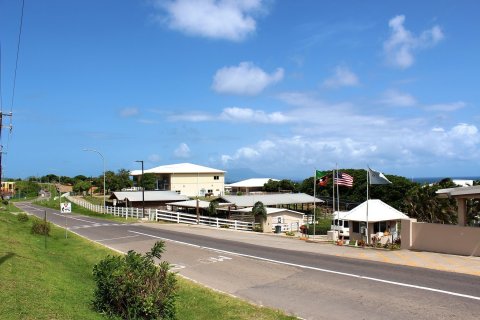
left=0, top=112, right=13, bottom=199
left=135, top=160, right=145, bottom=218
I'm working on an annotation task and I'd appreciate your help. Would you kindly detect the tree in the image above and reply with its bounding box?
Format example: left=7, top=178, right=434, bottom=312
left=252, top=201, right=267, bottom=221
left=73, top=180, right=91, bottom=194
left=263, top=179, right=280, bottom=192
left=15, top=180, right=41, bottom=197
left=142, top=173, right=157, bottom=191
left=208, top=201, right=218, bottom=217
left=403, top=180, right=458, bottom=224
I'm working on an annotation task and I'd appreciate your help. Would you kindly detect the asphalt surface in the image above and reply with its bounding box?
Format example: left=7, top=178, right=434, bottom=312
left=16, top=202, right=480, bottom=320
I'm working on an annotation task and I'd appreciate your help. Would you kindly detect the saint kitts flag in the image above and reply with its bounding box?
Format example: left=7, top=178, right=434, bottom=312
left=315, top=170, right=329, bottom=187
left=334, top=172, right=353, bottom=187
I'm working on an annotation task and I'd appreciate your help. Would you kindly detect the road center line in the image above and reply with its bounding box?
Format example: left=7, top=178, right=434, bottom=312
left=96, top=235, right=140, bottom=242
left=128, top=229, right=480, bottom=302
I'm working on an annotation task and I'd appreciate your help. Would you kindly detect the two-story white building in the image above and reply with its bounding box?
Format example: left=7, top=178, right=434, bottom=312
left=130, top=163, right=225, bottom=197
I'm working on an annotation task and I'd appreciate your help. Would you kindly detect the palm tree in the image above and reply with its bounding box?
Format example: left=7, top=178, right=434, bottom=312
left=252, top=201, right=267, bottom=231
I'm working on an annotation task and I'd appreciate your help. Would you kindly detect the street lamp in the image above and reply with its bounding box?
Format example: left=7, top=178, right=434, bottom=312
left=83, top=148, right=106, bottom=212
left=135, top=160, right=145, bottom=217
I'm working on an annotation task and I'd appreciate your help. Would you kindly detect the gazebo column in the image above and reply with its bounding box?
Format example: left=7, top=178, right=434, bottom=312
left=456, top=197, right=467, bottom=226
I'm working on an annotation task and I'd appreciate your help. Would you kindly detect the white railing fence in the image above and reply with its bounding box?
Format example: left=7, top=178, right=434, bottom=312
left=66, top=196, right=253, bottom=231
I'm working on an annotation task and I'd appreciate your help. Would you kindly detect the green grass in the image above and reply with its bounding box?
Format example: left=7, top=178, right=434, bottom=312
left=33, top=198, right=138, bottom=223
left=0, top=207, right=297, bottom=320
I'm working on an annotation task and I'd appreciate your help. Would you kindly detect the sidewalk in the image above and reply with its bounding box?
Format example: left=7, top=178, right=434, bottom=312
left=137, top=221, right=480, bottom=277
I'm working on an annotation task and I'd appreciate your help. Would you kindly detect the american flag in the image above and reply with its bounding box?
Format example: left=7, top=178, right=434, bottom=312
left=334, top=172, right=353, bottom=187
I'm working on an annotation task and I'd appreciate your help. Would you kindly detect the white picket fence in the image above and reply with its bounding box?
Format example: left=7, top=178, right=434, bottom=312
left=67, top=196, right=254, bottom=231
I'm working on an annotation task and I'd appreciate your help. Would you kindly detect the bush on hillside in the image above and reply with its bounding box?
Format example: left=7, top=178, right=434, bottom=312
left=17, top=213, right=29, bottom=222
left=92, top=241, right=177, bottom=320
left=31, top=218, right=51, bottom=235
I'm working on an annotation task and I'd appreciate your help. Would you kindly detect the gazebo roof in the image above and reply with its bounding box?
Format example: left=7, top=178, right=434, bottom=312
left=343, top=199, right=409, bottom=222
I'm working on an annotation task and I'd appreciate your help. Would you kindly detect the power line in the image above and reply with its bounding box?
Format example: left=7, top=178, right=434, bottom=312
left=10, top=0, right=25, bottom=114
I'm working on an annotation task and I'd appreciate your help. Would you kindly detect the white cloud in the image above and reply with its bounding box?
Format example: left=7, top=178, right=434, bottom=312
left=322, top=66, right=359, bottom=88
left=153, top=0, right=267, bottom=41
left=383, top=15, right=444, bottom=69
left=174, top=143, right=191, bottom=158
left=425, top=101, right=466, bottom=112
left=168, top=112, right=214, bottom=122
left=218, top=93, right=480, bottom=174
left=380, top=90, right=417, bottom=107
left=120, top=107, right=139, bottom=117
left=219, top=107, right=290, bottom=123
left=212, top=62, right=284, bottom=95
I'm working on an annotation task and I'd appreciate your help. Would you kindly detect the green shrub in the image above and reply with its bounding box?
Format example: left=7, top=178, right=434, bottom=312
left=2, top=199, right=9, bottom=205
left=92, top=241, right=177, bottom=320
left=306, top=219, right=332, bottom=235
left=17, top=213, right=29, bottom=222
left=220, top=224, right=230, bottom=229
left=285, top=231, right=295, bottom=236
left=252, top=225, right=262, bottom=232
left=31, top=218, right=51, bottom=235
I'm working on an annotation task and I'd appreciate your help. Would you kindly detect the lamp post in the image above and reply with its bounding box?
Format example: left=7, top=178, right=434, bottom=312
left=135, top=160, right=145, bottom=218
left=83, top=149, right=106, bottom=212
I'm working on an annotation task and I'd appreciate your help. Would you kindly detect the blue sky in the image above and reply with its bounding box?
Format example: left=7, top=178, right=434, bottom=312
left=1, top=0, right=479, bottom=180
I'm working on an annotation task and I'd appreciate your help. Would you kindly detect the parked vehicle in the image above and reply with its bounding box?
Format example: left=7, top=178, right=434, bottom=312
left=331, top=211, right=350, bottom=238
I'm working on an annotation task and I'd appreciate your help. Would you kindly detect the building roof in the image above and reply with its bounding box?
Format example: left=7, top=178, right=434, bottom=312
left=226, top=178, right=279, bottom=188
left=166, top=200, right=233, bottom=209
left=343, top=199, right=409, bottom=222
left=130, top=162, right=225, bottom=176
left=219, top=193, right=323, bottom=207
left=235, top=207, right=305, bottom=216
left=436, top=185, right=480, bottom=198
left=110, top=191, right=189, bottom=202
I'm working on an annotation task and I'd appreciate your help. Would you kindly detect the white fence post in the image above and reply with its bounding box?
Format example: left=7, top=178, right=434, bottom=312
left=216, top=217, right=219, bottom=228
left=234, top=220, right=237, bottom=230
left=177, top=212, right=180, bottom=224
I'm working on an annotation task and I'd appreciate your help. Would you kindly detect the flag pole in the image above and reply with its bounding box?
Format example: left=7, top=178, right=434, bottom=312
left=313, top=169, right=316, bottom=240
left=366, top=167, right=369, bottom=244
left=336, top=164, right=340, bottom=235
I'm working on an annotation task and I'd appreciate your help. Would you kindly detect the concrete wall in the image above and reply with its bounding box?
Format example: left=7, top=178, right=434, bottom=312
left=401, top=219, right=480, bottom=256
left=170, top=173, right=225, bottom=197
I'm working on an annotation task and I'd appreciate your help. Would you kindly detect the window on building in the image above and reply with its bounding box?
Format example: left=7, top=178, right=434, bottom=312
left=352, top=221, right=360, bottom=233
left=214, top=176, right=219, bottom=180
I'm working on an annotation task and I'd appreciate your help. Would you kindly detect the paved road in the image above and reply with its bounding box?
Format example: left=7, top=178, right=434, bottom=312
left=17, top=202, right=480, bottom=320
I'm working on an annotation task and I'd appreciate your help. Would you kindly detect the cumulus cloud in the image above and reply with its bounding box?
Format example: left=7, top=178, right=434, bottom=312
left=322, top=66, right=359, bottom=88
left=383, top=15, right=444, bottom=69
left=219, top=107, right=290, bottom=123
left=212, top=62, right=284, bottom=95
left=218, top=93, right=480, bottom=174
left=168, top=112, right=214, bottom=122
left=152, top=0, right=267, bottom=41
left=120, top=107, right=139, bottom=117
left=174, top=143, right=191, bottom=158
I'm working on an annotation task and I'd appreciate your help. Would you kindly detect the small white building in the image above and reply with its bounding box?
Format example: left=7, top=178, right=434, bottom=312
left=236, top=207, right=305, bottom=233
left=343, top=199, right=409, bottom=241
left=130, top=163, right=225, bottom=197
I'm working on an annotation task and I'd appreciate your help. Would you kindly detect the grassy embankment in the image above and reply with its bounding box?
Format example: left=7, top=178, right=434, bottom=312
left=0, top=205, right=297, bottom=320
left=33, top=197, right=139, bottom=223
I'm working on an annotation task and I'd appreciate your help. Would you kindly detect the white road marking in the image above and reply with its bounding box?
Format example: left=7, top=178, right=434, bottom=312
left=128, top=229, right=480, bottom=302
left=96, top=235, right=140, bottom=242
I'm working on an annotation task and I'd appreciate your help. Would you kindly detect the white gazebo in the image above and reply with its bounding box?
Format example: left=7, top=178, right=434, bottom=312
left=343, top=199, right=410, bottom=241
